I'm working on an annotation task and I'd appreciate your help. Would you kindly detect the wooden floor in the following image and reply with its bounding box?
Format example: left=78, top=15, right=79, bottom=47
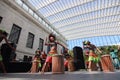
left=0, top=70, right=120, bottom=80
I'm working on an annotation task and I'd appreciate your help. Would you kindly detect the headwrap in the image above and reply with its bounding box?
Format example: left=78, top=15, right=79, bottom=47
left=83, top=41, right=90, bottom=45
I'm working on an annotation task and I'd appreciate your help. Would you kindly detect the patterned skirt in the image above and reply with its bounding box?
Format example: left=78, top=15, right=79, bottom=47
left=88, top=51, right=100, bottom=63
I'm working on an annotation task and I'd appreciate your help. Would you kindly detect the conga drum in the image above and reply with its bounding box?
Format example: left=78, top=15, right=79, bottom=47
left=91, top=61, right=98, bottom=71
left=31, top=61, right=39, bottom=73
left=52, top=54, right=64, bottom=74
left=101, top=54, right=114, bottom=72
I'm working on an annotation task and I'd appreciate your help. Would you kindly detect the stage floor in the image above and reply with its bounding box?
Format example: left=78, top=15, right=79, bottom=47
left=0, top=70, right=120, bottom=80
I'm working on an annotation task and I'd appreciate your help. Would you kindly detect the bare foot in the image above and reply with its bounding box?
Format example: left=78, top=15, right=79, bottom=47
left=41, top=71, right=44, bottom=74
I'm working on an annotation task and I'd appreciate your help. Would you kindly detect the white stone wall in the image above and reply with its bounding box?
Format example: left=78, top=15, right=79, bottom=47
left=0, top=1, right=49, bottom=60
left=0, top=0, right=67, bottom=60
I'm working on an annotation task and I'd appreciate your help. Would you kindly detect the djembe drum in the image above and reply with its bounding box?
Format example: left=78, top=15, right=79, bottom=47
left=30, top=61, right=39, bottom=73
left=90, top=62, right=98, bottom=71
left=52, top=54, right=64, bottom=74
left=101, top=54, right=114, bottom=72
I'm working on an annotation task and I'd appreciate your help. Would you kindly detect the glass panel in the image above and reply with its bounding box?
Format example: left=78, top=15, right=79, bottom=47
left=22, top=4, right=29, bottom=11
left=38, top=17, right=42, bottom=22
left=29, top=9, right=34, bottom=15
left=34, top=13, right=38, bottom=19
left=15, top=0, right=23, bottom=6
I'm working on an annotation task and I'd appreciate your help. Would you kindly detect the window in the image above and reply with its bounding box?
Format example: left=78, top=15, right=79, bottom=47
left=23, top=4, right=29, bottom=11
left=15, top=0, right=23, bottom=6
left=0, top=16, right=3, bottom=23
left=39, top=38, right=44, bottom=51
left=26, top=32, right=34, bottom=48
left=29, top=9, right=34, bottom=15
left=8, top=24, right=21, bottom=44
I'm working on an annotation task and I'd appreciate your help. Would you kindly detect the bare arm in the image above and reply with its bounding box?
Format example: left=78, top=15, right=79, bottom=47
left=93, top=45, right=102, bottom=54
left=96, top=47, right=102, bottom=53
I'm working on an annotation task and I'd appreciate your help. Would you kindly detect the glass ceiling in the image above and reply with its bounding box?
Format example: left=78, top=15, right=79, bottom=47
left=16, top=0, right=120, bottom=49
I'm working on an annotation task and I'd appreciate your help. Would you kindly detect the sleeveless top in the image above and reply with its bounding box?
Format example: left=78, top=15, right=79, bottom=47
left=47, top=42, right=57, bottom=54
left=49, top=42, right=57, bottom=48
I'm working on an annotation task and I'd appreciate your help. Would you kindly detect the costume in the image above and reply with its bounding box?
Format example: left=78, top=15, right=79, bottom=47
left=84, top=44, right=100, bottom=63
left=30, top=56, right=41, bottom=73
left=88, top=50, right=100, bottom=63
left=45, top=48, right=56, bottom=63
left=47, top=42, right=57, bottom=53
left=110, top=50, right=120, bottom=69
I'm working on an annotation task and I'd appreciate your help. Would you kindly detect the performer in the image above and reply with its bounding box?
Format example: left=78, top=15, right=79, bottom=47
left=83, top=41, right=89, bottom=69
left=29, top=54, right=41, bottom=73
left=64, top=54, right=70, bottom=71
left=0, top=29, right=15, bottom=73
left=45, top=33, right=67, bottom=53
left=64, top=54, right=75, bottom=71
left=83, top=41, right=102, bottom=71
left=41, top=33, right=67, bottom=73
left=110, top=49, right=120, bottom=69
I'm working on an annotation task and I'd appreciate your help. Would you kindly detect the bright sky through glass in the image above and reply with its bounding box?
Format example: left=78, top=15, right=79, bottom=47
left=67, top=35, right=120, bottom=50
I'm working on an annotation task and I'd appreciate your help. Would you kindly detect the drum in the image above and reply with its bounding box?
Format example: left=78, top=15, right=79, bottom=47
left=30, top=61, right=39, bottom=73
left=52, top=54, right=64, bottom=74
left=91, top=61, right=98, bottom=71
left=101, top=54, right=114, bottom=72
left=88, top=61, right=98, bottom=71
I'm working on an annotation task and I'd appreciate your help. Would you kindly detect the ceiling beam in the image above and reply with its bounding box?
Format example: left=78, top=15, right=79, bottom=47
left=56, top=12, right=119, bottom=29
left=44, top=0, right=93, bottom=17
left=59, top=19, right=119, bottom=33
left=35, top=0, right=58, bottom=11
left=66, top=28, right=120, bottom=40
left=52, top=4, right=119, bottom=26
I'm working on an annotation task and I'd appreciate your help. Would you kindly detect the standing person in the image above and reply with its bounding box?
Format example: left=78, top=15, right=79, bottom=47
left=39, top=51, right=47, bottom=71
left=83, top=41, right=102, bottom=71
left=83, top=41, right=89, bottom=69
left=29, top=54, right=41, bottom=73
left=41, top=33, right=67, bottom=73
left=45, top=33, right=67, bottom=53
left=0, top=29, right=15, bottom=73
left=110, top=49, right=120, bottom=69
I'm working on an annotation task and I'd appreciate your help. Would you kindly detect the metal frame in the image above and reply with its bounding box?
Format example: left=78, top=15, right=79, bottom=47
left=23, top=0, right=120, bottom=41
